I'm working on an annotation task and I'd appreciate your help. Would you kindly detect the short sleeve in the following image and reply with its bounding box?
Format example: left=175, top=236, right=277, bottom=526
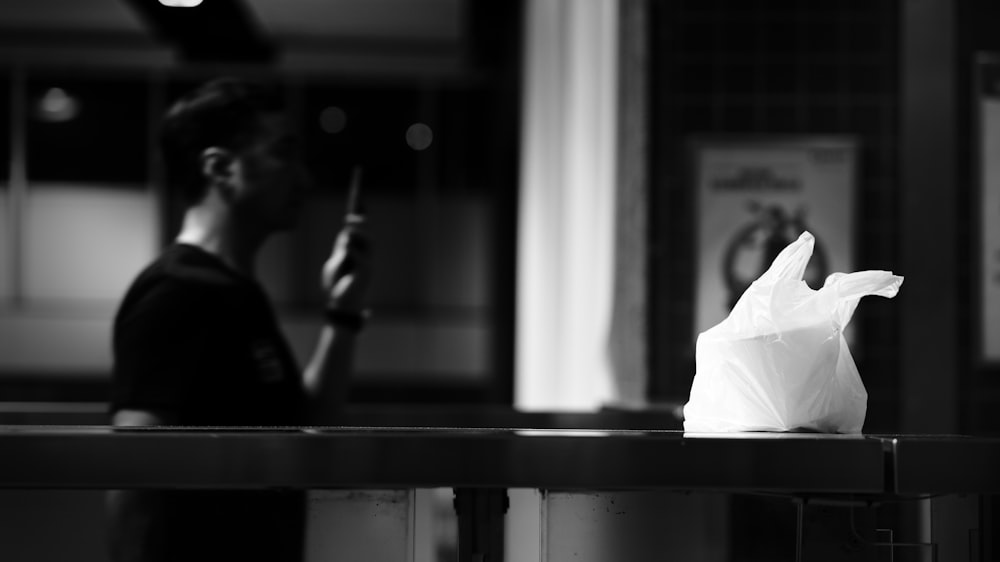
left=110, top=280, right=217, bottom=416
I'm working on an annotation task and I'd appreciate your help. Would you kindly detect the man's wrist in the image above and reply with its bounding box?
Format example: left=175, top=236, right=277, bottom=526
left=323, top=306, right=369, bottom=333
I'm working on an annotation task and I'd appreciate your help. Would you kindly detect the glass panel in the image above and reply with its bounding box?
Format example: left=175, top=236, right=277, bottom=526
left=299, top=82, right=497, bottom=311
left=25, top=71, right=148, bottom=185
left=253, top=81, right=505, bottom=388
left=22, top=185, right=157, bottom=303
left=649, top=0, right=901, bottom=404
left=304, top=82, right=421, bottom=194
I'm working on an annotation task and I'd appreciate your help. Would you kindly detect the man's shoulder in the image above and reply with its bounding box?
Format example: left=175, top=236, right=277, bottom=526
left=118, top=245, right=244, bottom=319
left=156, top=244, right=244, bottom=288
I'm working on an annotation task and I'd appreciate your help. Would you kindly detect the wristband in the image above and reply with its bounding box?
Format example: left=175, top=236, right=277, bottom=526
left=323, top=307, right=369, bottom=333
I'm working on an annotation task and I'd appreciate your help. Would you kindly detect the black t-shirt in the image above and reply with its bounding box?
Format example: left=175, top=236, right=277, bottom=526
left=109, top=243, right=308, bottom=562
left=111, top=243, right=306, bottom=425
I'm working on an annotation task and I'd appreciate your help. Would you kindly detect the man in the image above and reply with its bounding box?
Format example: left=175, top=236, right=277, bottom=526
left=107, top=77, right=371, bottom=561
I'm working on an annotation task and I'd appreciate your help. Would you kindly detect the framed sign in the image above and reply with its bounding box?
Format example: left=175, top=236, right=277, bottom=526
left=690, top=136, right=857, bottom=338
left=977, top=53, right=1000, bottom=363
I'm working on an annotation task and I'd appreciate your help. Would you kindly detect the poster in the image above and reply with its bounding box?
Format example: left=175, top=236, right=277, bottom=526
left=978, top=54, right=1000, bottom=362
left=692, top=136, right=857, bottom=338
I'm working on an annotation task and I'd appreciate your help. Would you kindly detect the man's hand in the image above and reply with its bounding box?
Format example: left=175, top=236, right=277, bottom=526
left=321, top=223, right=372, bottom=310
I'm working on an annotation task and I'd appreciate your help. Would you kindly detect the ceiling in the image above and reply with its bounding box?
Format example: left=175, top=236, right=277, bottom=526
left=0, top=0, right=470, bottom=71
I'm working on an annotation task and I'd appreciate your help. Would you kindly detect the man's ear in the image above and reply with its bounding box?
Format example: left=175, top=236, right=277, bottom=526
left=200, top=147, right=236, bottom=198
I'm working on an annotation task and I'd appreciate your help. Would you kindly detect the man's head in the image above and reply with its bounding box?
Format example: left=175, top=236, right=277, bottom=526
left=160, top=77, right=309, bottom=230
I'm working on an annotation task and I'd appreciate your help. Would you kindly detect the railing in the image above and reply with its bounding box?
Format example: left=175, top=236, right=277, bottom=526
left=0, top=412, right=995, bottom=561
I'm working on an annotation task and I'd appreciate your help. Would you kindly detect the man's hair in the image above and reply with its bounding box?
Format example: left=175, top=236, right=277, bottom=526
left=159, top=77, right=285, bottom=204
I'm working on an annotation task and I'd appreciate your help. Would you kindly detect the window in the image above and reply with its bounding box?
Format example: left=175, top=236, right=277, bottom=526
left=26, top=72, right=149, bottom=184
left=21, top=70, right=155, bottom=305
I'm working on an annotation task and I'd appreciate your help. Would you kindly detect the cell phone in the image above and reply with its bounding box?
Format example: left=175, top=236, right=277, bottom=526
left=345, top=165, right=365, bottom=226
left=335, top=166, right=366, bottom=282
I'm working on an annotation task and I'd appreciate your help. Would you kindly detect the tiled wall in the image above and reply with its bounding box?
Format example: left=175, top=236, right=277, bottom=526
left=649, top=0, right=903, bottom=432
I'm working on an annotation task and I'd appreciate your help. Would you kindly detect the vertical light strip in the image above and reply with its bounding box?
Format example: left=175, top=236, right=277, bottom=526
left=8, top=64, right=26, bottom=307
left=516, top=0, right=620, bottom=410
left=517, top=0, right=565, bottom=409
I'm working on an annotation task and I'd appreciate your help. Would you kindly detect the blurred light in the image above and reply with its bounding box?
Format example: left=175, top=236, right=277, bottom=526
left=406, top=123, right=433, bottom=151
left=319, top=106, right=347, bottom=134
left=158, top=0, right=204, bottom=6
left=35, top=88, right=80, bottom=123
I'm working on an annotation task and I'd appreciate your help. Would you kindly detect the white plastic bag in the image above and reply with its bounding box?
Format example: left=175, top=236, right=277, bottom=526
left=682, top=231, right=903, bottom=433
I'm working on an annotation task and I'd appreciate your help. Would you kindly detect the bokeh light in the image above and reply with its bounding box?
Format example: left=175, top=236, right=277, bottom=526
left=319, top=106, right=347, bottom=134
left=406, top=123, right=433, bottom=151
left=35, top=88, right=79, bottom=123
left=158, top=0, right=204, bottom=7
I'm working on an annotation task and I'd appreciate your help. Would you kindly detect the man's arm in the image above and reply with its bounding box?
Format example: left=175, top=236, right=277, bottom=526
left=302, top=325, right=358, bottom=424
left=107, top=408, right=176, bottom=562
left=302, top=224, right=371, bottom=425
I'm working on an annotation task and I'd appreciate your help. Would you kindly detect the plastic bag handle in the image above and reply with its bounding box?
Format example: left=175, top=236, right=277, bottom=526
left=823, top=270, right=904, bottom=301
left=824, top=270, right=904, bottom=326
left=757, top=231, right=815, bottom=283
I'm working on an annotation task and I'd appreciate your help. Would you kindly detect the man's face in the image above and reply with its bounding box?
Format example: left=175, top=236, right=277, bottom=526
left=231, top=112, right=311, bottom=231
